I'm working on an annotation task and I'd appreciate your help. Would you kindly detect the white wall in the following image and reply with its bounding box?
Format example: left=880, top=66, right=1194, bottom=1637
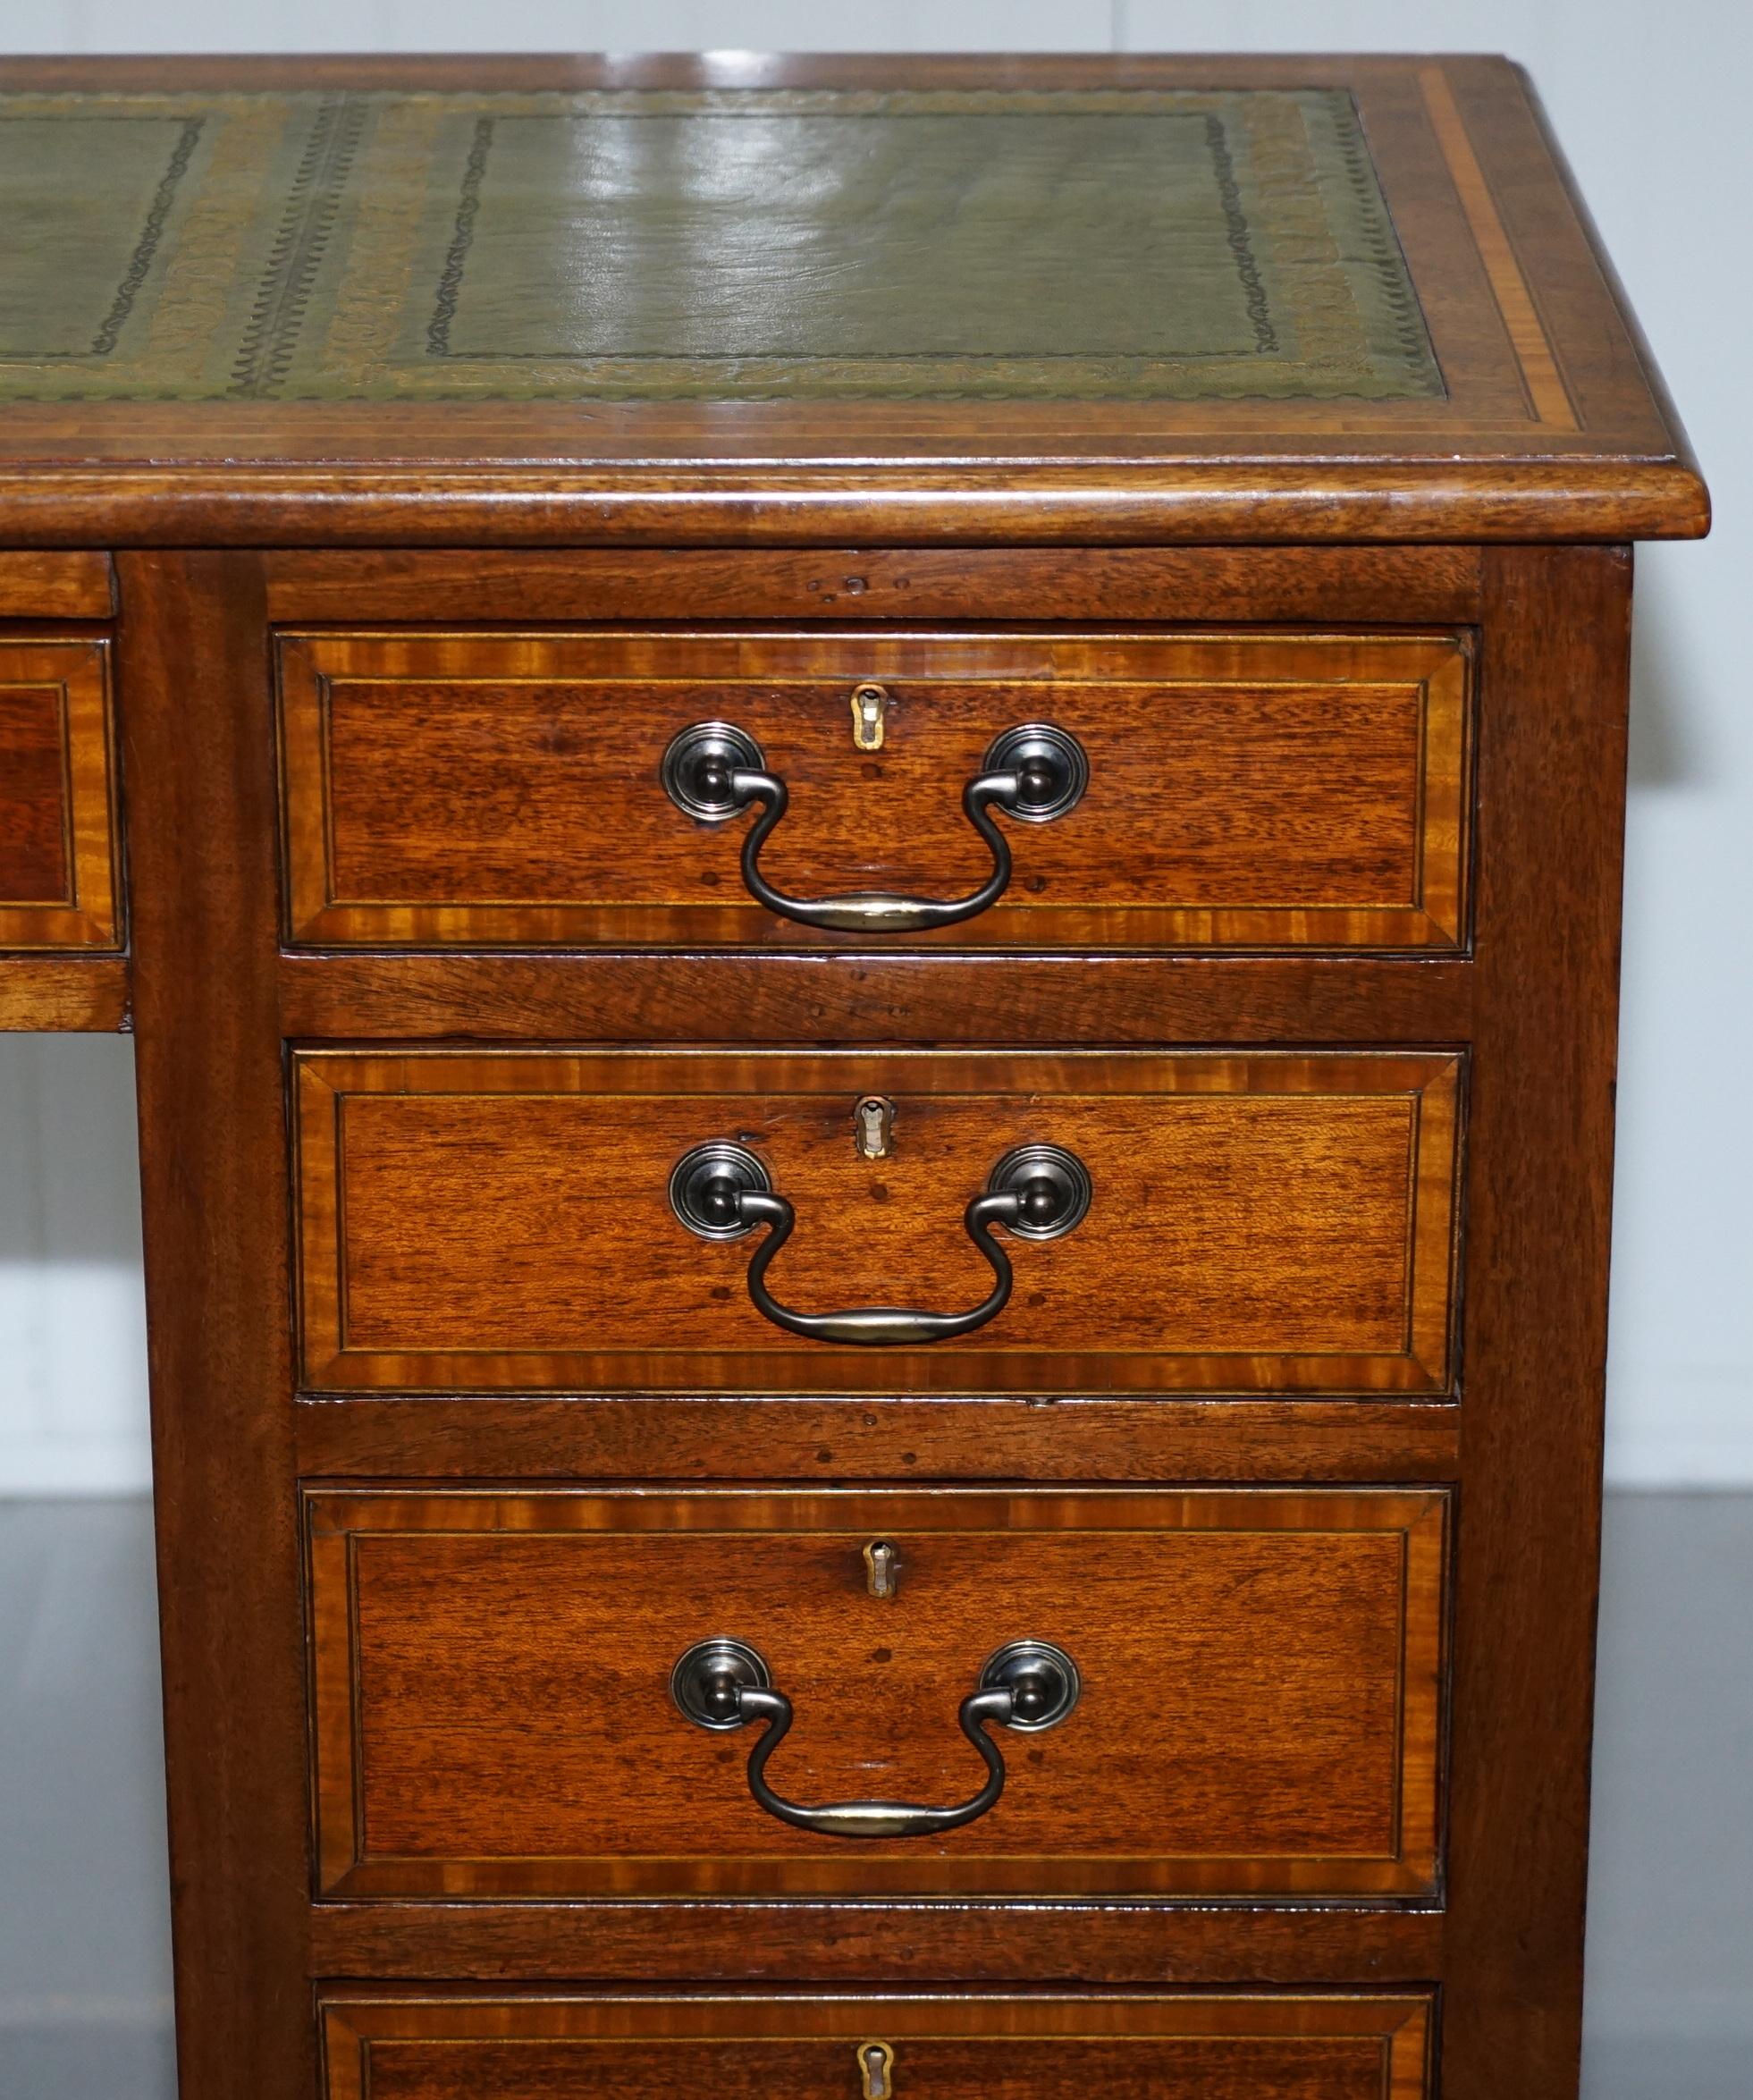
left=0, top=1039, right=149, bottom=1492
left=1, top=0, right=1748, bottom=1489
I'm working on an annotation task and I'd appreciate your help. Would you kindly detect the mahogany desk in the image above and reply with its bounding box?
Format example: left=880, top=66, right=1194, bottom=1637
left=0, top=52, right=1708, bottom=2100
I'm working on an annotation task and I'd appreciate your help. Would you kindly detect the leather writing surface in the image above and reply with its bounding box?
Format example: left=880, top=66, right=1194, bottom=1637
left=0, top=87, right=1440, bottom=403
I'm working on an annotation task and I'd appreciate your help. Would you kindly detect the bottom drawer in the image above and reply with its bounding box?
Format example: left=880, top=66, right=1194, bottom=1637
left=319, top=1993, right=1436, bottom=2099
left=307, top=1487, right=1446, bottom=1902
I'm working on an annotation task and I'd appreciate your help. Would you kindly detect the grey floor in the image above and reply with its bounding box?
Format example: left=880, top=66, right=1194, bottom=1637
left=0, top=1495, right=1748, bottom=2096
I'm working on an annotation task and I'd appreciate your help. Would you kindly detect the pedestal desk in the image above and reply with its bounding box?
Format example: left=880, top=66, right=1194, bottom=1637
left=0, top=52, right=1708, bottom=2100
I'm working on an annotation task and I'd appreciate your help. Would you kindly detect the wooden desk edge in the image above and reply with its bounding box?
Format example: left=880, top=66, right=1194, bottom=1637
left=0, top=459, right=1711, bottom=548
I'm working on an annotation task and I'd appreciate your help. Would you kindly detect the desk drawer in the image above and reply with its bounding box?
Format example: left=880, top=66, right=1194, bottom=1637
left=308, top=1487, right=1445, bottom=1902
left=0, top=637, right=119, bottom=950
left=319, top=1992, right=1437, bottom=2099
left=292, top=1049, right=1462, bottom=1396
left=277, top=629, right=1471, bottom=951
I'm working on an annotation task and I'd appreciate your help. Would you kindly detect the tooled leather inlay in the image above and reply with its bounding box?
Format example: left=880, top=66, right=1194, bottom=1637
left=0, top=87, right=1443, bottom=403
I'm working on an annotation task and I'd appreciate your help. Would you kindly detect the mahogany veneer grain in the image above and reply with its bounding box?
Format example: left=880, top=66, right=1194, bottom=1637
left=0, top=957, right=128, bottom=1030
left=0, top=637, right=121, bottom=951
left=0, top=551, right=114, bottom=619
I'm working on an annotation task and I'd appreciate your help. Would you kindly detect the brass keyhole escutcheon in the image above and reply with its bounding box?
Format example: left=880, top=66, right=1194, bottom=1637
left=855, top=1094, right=895, bottom=1160
left=850, top=682, right=889, bottom=751
left=858, top=2039, right=896, bottom=2097
left=864, top=1539, right=900, bottom=1598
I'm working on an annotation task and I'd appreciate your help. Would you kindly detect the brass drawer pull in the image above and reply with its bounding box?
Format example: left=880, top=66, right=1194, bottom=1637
left=668, top=1140, right=1091, bottom=1345
left=660, top=718, right=1088, bottom=932
left=671, top=1637, right=1080, bottom=1839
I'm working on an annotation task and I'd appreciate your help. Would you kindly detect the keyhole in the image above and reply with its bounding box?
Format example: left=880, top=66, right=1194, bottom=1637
left=854, top=1095, right=895, bottom=1160
left=850, top=682, right=889, bottom=750
left=858, top=2039, right=896, bottom=2098
left=864, top=1539, right=901, bottom=1599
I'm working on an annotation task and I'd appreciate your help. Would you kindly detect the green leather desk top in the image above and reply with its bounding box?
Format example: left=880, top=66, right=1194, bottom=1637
left=0, top=58, right=1707, bottom=544
left=0, top=86, right=1442, bottom=404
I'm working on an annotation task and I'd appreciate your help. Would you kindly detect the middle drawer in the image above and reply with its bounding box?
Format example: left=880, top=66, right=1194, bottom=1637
left=292, top=1049, right=1462, bottom=1396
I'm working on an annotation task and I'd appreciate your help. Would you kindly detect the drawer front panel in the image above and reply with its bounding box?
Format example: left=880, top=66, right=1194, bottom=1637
left=293, top=1045, right=1461, bottom=1394
left=0, top=637, right=119, bottom=949
left=293, top=1050, right=1462, bottom=1396
left=278, top=630, right=1471, bottom=950
left=308, top=1488, right=1446, bottom=1901
left=320, top=1993, right=1437, bottom=2100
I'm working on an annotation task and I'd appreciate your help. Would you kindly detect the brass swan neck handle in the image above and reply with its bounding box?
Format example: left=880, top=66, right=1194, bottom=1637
left=661, top=718, right=1088, bottom=933
left=668, top=1140, right=1091, bottom=1345
left=670, top=1637, right=1081, bottom=1839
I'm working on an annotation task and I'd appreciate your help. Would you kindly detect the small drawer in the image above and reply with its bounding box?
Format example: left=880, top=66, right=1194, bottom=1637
left=292, top=1049, right=1462, bottom=1396
left=276, top=628, right=1471, bottom=951
left=0, top=637, right=120, bottom=951
left=307, top=1486, right=1446, bottom=1902
left=319, top=1990, right=1437, bottom=2099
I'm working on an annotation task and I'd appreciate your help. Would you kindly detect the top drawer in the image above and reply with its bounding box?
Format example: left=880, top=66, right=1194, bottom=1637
left=277, top=629, right=1471, bottom=951
left=0, top=637, right=120, bottom=952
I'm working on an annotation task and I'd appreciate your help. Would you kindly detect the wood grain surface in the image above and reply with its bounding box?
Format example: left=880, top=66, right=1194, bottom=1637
left=310, top=1902, right=1446, bottom=1986
left=1437, top=546, right=1634, bottom=2098
left=292, top=1396, right=1460, bottom=1485
left=0, top=955, right=128, bottom=1029
left=0, top=550, right=114, bottom=617
left=116, top=552, right=316, bottom=2100
left=0, top=636, right=120, bottom=949
left=293, top=1049, right=1462, bottom=1395
left=274, top=949, right=1478, bottom=1045
left=278, top=628, right=1471, bottom=952
left=318, top=1992, right=1435, bottom=2100
left=261, top=545, right=1485, bottom=626
left=307, top=1487, right=1446, bottom=1902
